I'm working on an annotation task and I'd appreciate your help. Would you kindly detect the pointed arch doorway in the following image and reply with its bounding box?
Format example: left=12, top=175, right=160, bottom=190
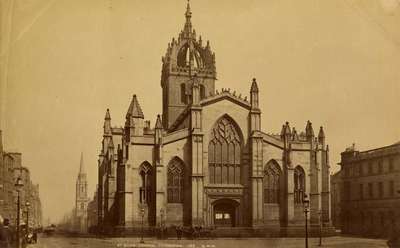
left=212, top=199, right=239, bottom=227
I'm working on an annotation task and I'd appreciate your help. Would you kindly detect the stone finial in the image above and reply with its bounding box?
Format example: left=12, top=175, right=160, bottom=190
left=292, top=127, right=299, bottom=141
left=284, top=122, right=291, bottom=136
left=305, top=120, right=314, bottom=140
left=250, top=78, right=259, bottom=92
left=155, top=114, right=163, bottom=129
left=280, top=124, right=286, bottom=138
left=105, top=108, right=111, bottom=120
left=318, top=126, right=325, bottom=139
left=103, top=109, right=112, bottom=135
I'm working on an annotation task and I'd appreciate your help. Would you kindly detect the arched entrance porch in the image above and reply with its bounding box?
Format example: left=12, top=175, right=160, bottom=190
left=212, top=199, right=240, bottom=227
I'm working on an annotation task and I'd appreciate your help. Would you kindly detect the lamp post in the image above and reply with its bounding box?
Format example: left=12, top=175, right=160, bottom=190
left=15, top=177, right=24, bottom=248
left=303, top=194, right=310, bottom=248
left=140, top=207, right=145, bottom=243
left=25, top=202, right=31, bottom=234
left=160, top=208, right=165, bottom=239
left=318, top=210, right=322, bottom=246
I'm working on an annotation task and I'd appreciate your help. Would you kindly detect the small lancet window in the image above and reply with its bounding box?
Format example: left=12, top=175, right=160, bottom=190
left=181, top=83, right=187, bottom=104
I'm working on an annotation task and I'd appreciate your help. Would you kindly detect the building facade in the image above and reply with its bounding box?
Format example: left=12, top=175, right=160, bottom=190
left=0, top=130, right=43, bottom=228
left=338, top=143, right=400, bottom=238
left=330, top=170, right=341, bottom=230
left=74, top=153, right=89, bottom=233
left=87, top=188, right=98, bottom=233
left=97, top=3, right=333, bottom=236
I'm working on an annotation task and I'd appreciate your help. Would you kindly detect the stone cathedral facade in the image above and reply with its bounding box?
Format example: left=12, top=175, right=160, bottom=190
left=97, top=3, right=333, bottom=236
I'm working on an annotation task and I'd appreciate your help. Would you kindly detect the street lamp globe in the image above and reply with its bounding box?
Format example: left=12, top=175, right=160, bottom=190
left=15, top=177, right=24, bottom=190
left=141, top=207, right=145, bottom=217
left=25, top=201, right=30, bottom=208
left=303, top=194, right=310, bottom=211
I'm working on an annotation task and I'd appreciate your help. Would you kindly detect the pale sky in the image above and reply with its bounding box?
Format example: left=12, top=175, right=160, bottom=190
left=1, top=0, right=399, bottom=223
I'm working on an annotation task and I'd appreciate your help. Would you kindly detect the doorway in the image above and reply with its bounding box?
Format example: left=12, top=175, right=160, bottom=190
left=213, top=199, right=238, bottom=227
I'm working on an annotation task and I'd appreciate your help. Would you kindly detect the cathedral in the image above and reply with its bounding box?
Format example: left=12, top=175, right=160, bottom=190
left=97, top=2, right=333, bottom=236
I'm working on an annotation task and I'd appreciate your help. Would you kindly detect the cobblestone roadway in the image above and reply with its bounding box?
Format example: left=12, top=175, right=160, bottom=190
left=29, top=235, right=389, bottom=248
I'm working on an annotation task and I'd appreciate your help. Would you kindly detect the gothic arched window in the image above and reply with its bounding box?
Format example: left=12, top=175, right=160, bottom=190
left=294, top=166, right=305, bottom=204
left=139, top=162, right=152, bottom=204
left=264, top=160, right=281, bottom=204
left=208, top=116, right=242, bottom=184
left=180, top=84, right=187, bottom=104
left=167, top=158, right=184, bottom=203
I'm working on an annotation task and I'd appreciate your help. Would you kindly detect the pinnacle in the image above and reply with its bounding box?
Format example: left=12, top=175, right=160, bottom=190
left=155, top=114, right=163, bottom=129
left=318, top=126, right=325, bottom=138
left=105, top=108, right=111, bottom=120
left=126, top=94, right=144, bottom=119
left=183, top=0, right=193, bottom=35
left=251, top=78, right=259, bottom=92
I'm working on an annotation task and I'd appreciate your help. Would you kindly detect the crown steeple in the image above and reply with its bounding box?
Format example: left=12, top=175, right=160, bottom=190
left=161, top=1, right=216, bottom=129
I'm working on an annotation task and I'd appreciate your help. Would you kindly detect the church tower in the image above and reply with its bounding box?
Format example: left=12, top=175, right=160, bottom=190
left=75, top=152, right=89, bottom=233
left=161, top=1, right=217, bottom=128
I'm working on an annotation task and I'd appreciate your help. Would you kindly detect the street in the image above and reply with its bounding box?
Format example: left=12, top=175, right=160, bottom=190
left=29, top=235, right=389, bottom=248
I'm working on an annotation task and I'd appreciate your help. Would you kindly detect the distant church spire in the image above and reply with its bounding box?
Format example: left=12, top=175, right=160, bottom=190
left=75, top=152, right=88, bottom=233
left=79, top=152, right=85, bottom=174
left=0, top=130, right=3, bottom=153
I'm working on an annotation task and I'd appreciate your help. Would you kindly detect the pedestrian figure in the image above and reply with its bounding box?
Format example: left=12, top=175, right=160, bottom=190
left=33, top=230, right=38, bottom=244
left=175, top=225, right=182, bottom=240
left=0, top=218, right=13, bottom=248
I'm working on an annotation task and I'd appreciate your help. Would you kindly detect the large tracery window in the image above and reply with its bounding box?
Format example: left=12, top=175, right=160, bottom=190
left=264, top=160, right=281, bottom=204
left=294, top=166, right=305, bottom=204
left=208, top=116, right=242, bottom=184
left=167, top=158, right=184, bottom=203
left=139, top=162, right=152, bottom=204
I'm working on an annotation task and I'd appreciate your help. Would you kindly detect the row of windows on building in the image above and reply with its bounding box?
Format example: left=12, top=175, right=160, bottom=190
left=342, top=210, right=396, bottom=231
left=137, top=158, right=307, bottom=205
left=136, top=117, right=308, bottom=205
left=344, top=157, right=396, bottom=178
left=344, top=180, right=396, bottom=201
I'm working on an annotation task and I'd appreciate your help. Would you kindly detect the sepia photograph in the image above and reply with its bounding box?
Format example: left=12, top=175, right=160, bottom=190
left=0, top=0, right=399, bottom=247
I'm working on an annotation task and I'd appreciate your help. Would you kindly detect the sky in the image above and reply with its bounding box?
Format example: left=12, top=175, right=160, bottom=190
left=0, top=0, right=399, bottom=223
